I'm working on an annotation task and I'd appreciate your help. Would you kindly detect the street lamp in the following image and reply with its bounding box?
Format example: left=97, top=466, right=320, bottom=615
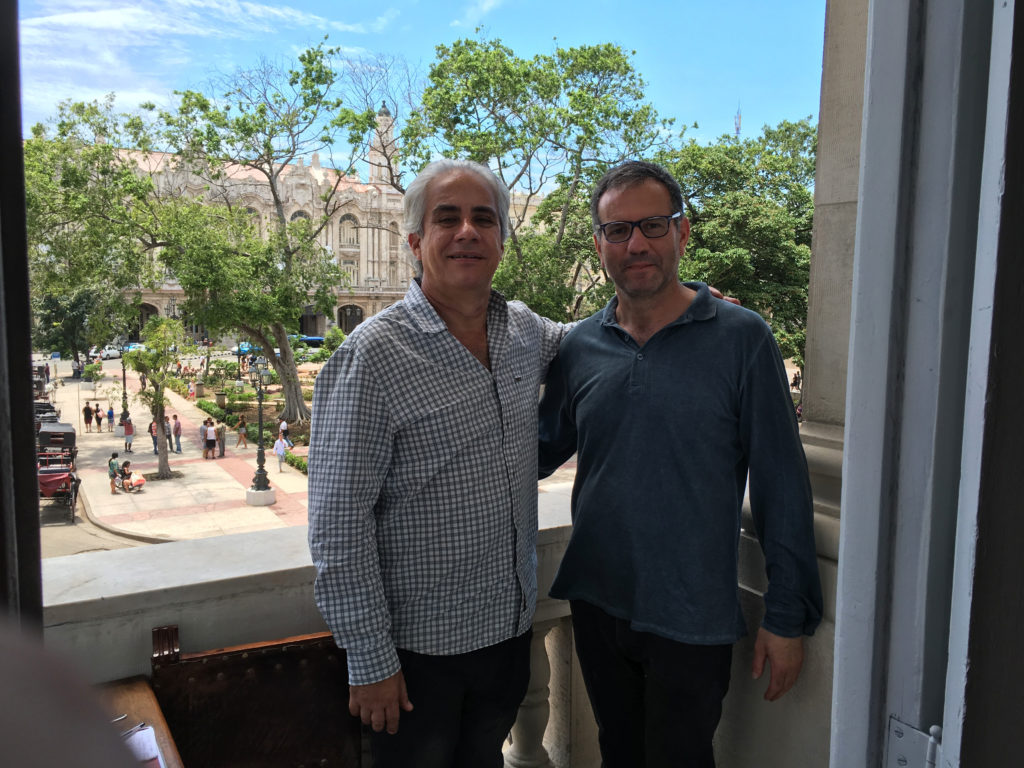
left=118, top=335, right=130, bottom=425
left=249, top=357, right=271, bottom=492
left=164, top=296, right=178, bottom=320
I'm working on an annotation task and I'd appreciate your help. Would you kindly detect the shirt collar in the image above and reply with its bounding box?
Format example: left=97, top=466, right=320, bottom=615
left=600, top=281, right=719, bottom=330
left=403, top=278, right=510, bottom=335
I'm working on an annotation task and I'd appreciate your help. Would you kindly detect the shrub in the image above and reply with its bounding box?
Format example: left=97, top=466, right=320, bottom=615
left=196, top=399, right=225, bottom=421
left=324, top=326, right=346, bottom=352
left=82, top=363, right=104, bottom=381
left=309, top=347, right=333, bottom=363
left=284, top=451, right=308, bottom=474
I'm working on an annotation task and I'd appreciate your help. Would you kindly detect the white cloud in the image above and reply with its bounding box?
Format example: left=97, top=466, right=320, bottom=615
left=450, top=0, right=504, bottom=28
left=17, top=1, right=396, bottom=132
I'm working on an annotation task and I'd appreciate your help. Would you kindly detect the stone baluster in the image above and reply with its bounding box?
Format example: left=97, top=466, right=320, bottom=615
left=505, top=620, right=556, bottom=768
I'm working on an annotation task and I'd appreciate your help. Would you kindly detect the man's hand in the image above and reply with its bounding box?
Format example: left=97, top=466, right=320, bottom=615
left=708, top=286, right=742, bottom=305
left=751, top=628, right=804, bottom=702
left=349, top=670, right=414, bottom=734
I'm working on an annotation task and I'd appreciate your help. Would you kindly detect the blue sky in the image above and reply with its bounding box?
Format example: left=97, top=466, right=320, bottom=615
left=18, top=0, right=826, bottom=147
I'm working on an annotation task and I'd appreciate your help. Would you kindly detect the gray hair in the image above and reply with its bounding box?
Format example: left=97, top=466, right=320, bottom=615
left=590, top=160, right=684, bottom=233
left=402, top=158, right=512, bottom=278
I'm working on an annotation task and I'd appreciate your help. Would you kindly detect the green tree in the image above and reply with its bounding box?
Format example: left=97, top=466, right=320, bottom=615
left=125, top=317, right=195, bottom=479
left=154, top=39, right=376, bottom=422
left=400, top=36, right=668, bottom=267
left=24, top=97, right=161, bottom=360
left=660, top=119, right=817, bottom=362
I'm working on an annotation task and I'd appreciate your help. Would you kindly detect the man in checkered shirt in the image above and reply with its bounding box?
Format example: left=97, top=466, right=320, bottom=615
left=308, top=158, right=569, bottom=767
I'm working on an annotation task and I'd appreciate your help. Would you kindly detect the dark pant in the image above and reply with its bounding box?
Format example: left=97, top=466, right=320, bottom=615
left=370, top=631, right=531, bottom=768
left=570, top=600, right=733, bottom=768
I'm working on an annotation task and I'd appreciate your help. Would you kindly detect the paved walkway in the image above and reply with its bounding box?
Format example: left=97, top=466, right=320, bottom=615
left=44, top=356, right=309, bottom=542
left=40, top=355, right=577, bottom=543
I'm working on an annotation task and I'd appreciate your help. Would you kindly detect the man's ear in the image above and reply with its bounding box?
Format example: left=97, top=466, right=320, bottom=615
left=408, top=232, right=422, bottom=261
left=677, top=216, right=691, bottom=256
left=593, top=233, right=605, bottom=269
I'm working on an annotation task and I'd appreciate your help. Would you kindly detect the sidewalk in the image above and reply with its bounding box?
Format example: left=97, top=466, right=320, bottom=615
left=41, top=355, right=577, bottom=543
left=45, top=356, right=309, bottom=543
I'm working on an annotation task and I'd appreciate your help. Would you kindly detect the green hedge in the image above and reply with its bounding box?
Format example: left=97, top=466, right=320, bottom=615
left=195, top=399, right=240, bottom=427
left=284, top=450, right=308, bottom=474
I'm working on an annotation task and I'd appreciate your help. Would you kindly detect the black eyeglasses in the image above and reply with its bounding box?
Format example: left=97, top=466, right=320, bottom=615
left=596, top=212, right=682, bottom=243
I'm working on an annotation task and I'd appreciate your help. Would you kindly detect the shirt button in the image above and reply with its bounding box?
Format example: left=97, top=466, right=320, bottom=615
left=637, top=353, right=644, bottom=360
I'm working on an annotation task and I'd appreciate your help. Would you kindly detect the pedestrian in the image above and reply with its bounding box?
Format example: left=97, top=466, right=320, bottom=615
left=273, top=433, right=287, bottom=472
left=199, top=420, right=209, bottom=459
left=123, top=417, right=134, bottom=453
left=139, top=372, right=147, bottom=390
left=537, top=160, right=822, bottom=766
left=148, top=420, right=158, bottom=454
left=205, top=419, right=217, bottom=459
left=108, top=452, right=119, bottom=495
left=172, top=414, right=182, bottom=453
left=215, top=420, right=226, bottom=458
left=82, top=403, right=93, bottom=433
left=44, top=362, right=50, bottom=383
left=187, top=380, right=195, bottom=400
left=93, top=403, right=103, bottom=432
left=278, top=418, right=292, bottom=448
left=106, top=405, right=114, bottom=432
left=235, top=416, right=248, bottom=448
left=164, top=416, right=173, bottom=451
left=175, top=359, right=182, bottom=377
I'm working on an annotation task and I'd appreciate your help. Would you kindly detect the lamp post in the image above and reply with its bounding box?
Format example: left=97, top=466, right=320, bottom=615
left=249, top=357, right=271, bottom=492
left=118, top=336, right=130, bottom=425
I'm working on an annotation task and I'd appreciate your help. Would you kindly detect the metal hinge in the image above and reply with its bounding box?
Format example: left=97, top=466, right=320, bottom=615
left=885, top=716, right=943, bottom=768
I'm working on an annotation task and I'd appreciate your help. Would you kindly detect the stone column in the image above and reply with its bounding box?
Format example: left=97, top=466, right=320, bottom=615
left=505, top=620, right=556, bottom=768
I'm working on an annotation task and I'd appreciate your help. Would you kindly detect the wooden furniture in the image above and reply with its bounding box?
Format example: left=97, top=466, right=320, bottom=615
left=100, top=676, right=185, bottom=768
left=147, top=625, right=362, bottom=768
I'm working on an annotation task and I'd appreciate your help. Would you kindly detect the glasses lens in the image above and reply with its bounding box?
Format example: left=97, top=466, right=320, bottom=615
left=602, top=222, right=632, bottom=242
left=639, top=217, right=670, bottom=238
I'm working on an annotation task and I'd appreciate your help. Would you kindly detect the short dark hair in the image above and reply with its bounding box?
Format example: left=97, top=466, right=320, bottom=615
left=590, top=161, right=684, bottom=233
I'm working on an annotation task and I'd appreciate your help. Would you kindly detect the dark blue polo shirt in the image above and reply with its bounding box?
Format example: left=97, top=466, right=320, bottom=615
left=539, top=283, right=822, bottom=643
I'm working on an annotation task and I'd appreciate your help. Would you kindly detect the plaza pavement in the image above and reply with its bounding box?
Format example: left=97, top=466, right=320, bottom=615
left=40, top=355, right=577, bottom=544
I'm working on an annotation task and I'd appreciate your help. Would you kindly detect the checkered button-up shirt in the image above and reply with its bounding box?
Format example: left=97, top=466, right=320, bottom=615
left=308, top=280, right=567, bottom=686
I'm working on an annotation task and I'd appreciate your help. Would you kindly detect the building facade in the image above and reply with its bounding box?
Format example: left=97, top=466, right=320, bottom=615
left=136, top=104, right=412, bottom=340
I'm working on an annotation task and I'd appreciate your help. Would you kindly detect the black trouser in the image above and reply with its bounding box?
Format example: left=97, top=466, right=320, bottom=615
left=570, top=600, right=733, bottom=768
left=370, top=630, right=531, bottom=768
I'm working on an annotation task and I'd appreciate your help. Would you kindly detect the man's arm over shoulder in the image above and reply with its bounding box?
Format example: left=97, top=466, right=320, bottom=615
left=308, top=342, right=400, bottom=687
left=538, top=350, right=578, bottom=479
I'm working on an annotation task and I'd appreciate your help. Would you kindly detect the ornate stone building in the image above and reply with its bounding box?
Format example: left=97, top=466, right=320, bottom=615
left=136, top=104, right=412, bottom=340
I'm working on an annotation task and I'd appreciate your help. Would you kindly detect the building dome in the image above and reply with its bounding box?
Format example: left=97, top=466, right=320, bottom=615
left=377, top=101, right=392, bottom=118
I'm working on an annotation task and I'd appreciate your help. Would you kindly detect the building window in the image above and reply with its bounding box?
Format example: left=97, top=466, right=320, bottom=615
left=339, top=214, right=359, bottom=247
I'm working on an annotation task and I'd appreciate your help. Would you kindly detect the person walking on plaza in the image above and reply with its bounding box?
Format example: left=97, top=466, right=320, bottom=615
left=204, top=419, right=216, bottom=459
left=273, top=433, right=287, bottom=473
left=107, top=452, right=119, bottom=495
left=235, top=416, right=248, bottom=448
left=172, top=414, right=182, bottom=453
left=82, top=403, right=93, bottom=433
left=94, top=403, right=103, bottom=432
left=106, top=405, right=114, bottom=433
left=148, top=419, right=158, bottom=454
left=139, top=372, right=146, bottom=390
left=538, top=161, right=822, bottom=767
left=278, top=418, right=292, bottom=448
left=123, top=417, right=134, bottom=453
left=215, top=420, right=227, bottom=458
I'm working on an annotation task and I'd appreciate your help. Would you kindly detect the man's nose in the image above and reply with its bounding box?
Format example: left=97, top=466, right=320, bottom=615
left=454, top=217, right=480, bottom=239
left=626, top=224, right=650, bottom=251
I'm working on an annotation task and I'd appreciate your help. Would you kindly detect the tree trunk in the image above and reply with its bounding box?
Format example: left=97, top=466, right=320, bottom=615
left=268, top=323, right=311, bottom=423
left=152, top=395, right=173, bottom=479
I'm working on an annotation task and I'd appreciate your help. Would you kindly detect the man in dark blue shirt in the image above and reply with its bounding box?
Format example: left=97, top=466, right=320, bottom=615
left=538, top=161, right=822, bottom=767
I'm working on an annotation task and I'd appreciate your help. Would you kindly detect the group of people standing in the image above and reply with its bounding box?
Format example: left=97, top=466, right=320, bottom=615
left=199, top=418, right=227, bottom=459
left=81, top=402, right=114, bottom=433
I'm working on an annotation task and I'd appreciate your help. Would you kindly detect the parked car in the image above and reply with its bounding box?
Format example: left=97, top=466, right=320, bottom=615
left=126, top=343, right=147, bottom=353
left=100, top=344, right=121, bottom=360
